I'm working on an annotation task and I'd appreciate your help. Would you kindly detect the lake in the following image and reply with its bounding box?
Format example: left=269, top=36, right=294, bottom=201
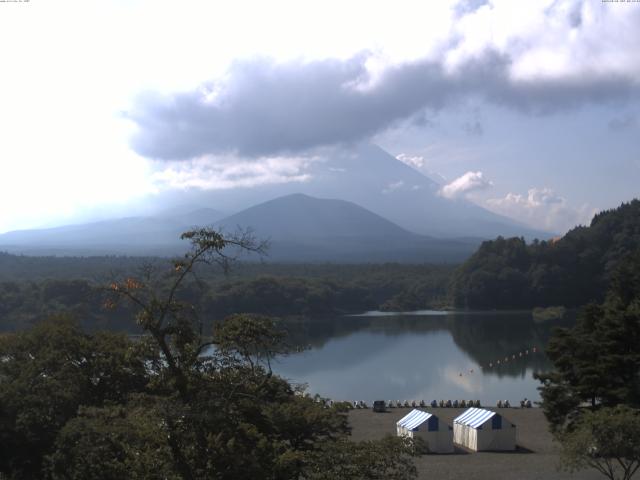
left=273, top=310, right=572, bottom=405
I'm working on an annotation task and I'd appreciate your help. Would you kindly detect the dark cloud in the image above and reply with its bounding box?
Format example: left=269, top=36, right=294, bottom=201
left=128, top=52, right=640, bottom=160
left=568, top=5, right=582, bottom=29
left=463, top=120, right=484, bottom=136
left=608, top=114, right=637, bottom=132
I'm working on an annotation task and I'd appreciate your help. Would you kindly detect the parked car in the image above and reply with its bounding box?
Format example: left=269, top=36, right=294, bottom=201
left=373, top=400, right=386, bottom=413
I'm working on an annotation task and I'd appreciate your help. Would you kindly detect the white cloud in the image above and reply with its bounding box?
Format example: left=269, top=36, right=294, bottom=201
left=151, top=155, right=315, bottom=190
left=446, top=0, right=640, bottom=81
left=439, top=171, right=493, bottom=199
left=0, top=0, right=638, bottom=231
left=486, top=187, right=597, bottom=233
left=396, top=153, right=425, bottom=169
left=382, top=180, right=405, bottom=194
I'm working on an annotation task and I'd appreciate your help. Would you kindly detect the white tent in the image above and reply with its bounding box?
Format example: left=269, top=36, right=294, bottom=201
left=396, top=409, right=453, bottom=453
left=453, top=407, right=516, bottom=451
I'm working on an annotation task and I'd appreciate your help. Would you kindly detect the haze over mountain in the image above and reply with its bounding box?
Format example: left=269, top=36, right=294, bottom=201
left=0, top=145, right=552, bottom=259
left=0, top=193, right=477, bottom=262
left=0, top=208, right=224, bottom=256
left=148, top=144, right=552, bottom=240
left=215, top=193, right=478, bottom=262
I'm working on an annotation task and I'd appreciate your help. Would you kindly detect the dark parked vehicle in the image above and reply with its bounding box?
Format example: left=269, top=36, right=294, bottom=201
left=373, top=400, right=386, bottom=413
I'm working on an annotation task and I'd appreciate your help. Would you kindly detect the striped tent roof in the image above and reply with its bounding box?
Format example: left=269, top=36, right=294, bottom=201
left=454, top=408, right=496, bottom=429
left=397, top=409, right=433, bottom=430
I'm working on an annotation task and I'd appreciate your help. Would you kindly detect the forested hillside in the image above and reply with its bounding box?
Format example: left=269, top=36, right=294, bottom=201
left=450, top=200, right=640, bottom=309
left=0, top=263, right=452, bottom=332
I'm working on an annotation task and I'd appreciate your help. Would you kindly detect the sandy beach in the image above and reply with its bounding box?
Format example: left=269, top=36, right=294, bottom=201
left=349, top=408, right=602, bottom=480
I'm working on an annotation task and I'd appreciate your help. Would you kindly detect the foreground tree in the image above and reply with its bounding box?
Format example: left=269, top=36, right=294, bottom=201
left=302, top=436, right=420, bottom=480
left=536, top=251, right=640, bottom=479
left=535, top=250, right=640, bottom=433
left=1, top=228, right=420, bottom=480
left=0, top=317, right=151, bottom=478
left=560, top=406, right=640, bottom=480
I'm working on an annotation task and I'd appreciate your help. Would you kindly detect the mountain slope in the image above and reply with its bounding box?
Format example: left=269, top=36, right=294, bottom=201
left=0, top=194, right=478, bottom=261
left=216, top=194, right=478, bottom=262
left=303, top=144, right=552, bottom=239
left=0, top=209, right=224, bottom=256
left=149, top=143, right=551, bottom=240
left=216, top=193, right=412, bottom=240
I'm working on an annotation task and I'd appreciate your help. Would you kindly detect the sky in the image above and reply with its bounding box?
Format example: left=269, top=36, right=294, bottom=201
left=0, top=0, right=639, bottom=234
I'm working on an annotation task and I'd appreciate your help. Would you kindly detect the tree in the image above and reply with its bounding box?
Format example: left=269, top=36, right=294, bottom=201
left=0, top=228, right=419, bottom=480
left=559, top=406, right=640, bottom=480
left=0, top=316, right=151, bottom=479
left=535, top=250, right=640, bottom=434
left=450, top=200, right=640, bottom=309
left=45, top=402, right=178, bottom=480
left=302, top=435, right=420, bottom=480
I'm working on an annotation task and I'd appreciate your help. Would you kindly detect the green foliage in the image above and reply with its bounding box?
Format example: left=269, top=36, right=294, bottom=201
left=0, top=263, right=454, bottom=332
left=531, top=305, right=566, bottom=322
left=45, top=402, right=178, bottom=480
left=536, top=250, right=640, bottom=433
left=302, top=435, right=419, bottom=480
left=559, top=406, right=640, bottom=480
left=0, top=229, right=420, bottom=480
left=451, top=199, right=640, bottom=309
left=204, top=275, right=373, bottom=317
left=213, top=314, right=290, bottom=371
left=0, top=317, right=151, bottom=478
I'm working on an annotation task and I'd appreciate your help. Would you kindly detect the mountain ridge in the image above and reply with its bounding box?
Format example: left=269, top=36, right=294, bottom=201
left=0, top=193, right=478, bottom=262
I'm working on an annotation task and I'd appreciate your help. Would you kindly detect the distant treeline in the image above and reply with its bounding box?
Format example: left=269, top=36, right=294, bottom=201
left=2, top=199, right=638, bottom=328
left=0, top=263, right=452, bottom=332
left=450, top=199, right=640, bottom=309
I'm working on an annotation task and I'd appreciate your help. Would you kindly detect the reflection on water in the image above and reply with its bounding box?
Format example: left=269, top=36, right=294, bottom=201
left=274, top=311, right=573, bottom=404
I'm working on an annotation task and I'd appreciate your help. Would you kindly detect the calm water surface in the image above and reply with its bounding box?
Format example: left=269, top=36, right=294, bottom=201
left=273, top=311, right=572, bottom=405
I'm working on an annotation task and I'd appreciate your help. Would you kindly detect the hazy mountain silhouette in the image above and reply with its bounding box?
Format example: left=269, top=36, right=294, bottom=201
left=215, top=193, right=478, bottom=262
left=0, top=208, right=224, bottom=256
left=217, top=193, right=411, bottom=240
left=143, top=144, right=551, bottom=240
left=0, top=143, right=552, bottom=259
left=0, top=194, right=477, bottom=261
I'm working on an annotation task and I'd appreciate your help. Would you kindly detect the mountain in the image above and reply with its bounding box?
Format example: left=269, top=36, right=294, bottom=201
left=299, top=144, right=546, bottom=239
left=143, top=143, right=551, bottom=240
left=215, top=193, right=478, bottom=262
left=217, top=193, right=411, bottom=240
left=0, top=208, right=224, bottom=256
left=0, top=194, right=478, bottom=262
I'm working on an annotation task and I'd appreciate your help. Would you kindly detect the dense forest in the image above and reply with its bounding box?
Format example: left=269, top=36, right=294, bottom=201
left=450, top=199, right=640, bottom=309
left=0, top=260, right=452, bottom=332
left=1, top=199, right=638, bottom=333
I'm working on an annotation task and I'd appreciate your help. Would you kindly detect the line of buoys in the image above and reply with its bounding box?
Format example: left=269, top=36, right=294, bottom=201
left=315, top=399, right=483, bottom=409
left=458, top=346, right=540, bottom=375
left=312, top=398, right=536, bottom=409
